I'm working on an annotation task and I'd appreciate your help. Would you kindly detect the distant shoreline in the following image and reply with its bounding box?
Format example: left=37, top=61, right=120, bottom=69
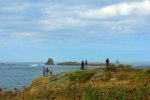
left=57, top=61, right=114, bottom=66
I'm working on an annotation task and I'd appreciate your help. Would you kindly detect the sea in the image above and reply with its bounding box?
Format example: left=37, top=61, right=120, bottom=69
left=0, top=62, right=149, bottom=91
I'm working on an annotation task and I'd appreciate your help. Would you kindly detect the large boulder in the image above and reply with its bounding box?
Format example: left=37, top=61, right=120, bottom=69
left=46, top=58, right=54, bottom=65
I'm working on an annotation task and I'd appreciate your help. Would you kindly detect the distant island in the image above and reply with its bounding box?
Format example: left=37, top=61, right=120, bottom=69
left=44, top=59, right=132, bottom=67
left=57, top=61, right=114, bottom=66
left=57, top=61, right=132, bottom=68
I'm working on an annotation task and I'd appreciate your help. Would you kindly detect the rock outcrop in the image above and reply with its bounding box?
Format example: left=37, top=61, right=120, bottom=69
left=46, top=58, right=54, bottom=65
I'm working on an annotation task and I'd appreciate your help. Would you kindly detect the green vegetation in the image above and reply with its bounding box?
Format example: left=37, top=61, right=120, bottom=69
left=57, top=62, right=80, bottom=66
left=57, top=61, right=115, bottom=66
left=69, top=70, right=95, bottom=82
left=84, top=86, right=101, bottom=100
left=105, top=66, right=117, bottom=71
left=57, top=61, right=131, bottom=66
left=1, top=67, right=150, bottom=100
left=84, top=84, right=150, bottom=100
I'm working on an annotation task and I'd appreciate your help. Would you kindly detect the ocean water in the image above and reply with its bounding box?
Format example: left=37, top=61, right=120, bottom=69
left=0, top=62, right=149, bottom=90
left=0, top=62, right=102, bottom=90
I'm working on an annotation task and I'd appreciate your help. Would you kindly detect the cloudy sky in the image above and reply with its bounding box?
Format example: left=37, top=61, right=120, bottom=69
left=0, top=0, right=150, bottom=63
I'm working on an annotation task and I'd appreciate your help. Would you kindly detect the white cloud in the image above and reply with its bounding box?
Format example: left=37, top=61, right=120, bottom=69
left=0, top=3, right=31, bottom=13
left=40, top=5, right=88, bottom=30
left=102, top=18, right=136, bottom=29
left=80, top=1, right=150, bottom=19
left=42, top=20, right=62, bottom=30
left=42, top=17, right=85, bottom=30
left=12, top=32, right=40, bottom=39
left=65, top=18, right=85, bottom=26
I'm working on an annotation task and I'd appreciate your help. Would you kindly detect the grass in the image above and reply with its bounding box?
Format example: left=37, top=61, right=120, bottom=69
left=31, top=76, right=51, bottom=87
left=105, top=66, right=117, bottom=72
left=1, top=67, right=150, bottom=100
left=84, top=84, right=150, bottom=100
left=84, top=86, right=101, bottom=100
left=69, top=70, right=95, bottom=83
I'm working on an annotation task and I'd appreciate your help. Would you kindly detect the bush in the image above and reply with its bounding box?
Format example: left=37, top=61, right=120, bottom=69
left=122, top=66, right=134, bottom=72
left=144, top=68, right=150, bottom=74
left=105, top=66, right=116, bottom=72
left=84, top=86, right=101, bottom=100
left=69, top=71, right=94, bottom=83
left=116, top=73, right=129, bottom=81
left=100, top=72, right=113, bottom=81
left=31, top=77, right=50, bottom=87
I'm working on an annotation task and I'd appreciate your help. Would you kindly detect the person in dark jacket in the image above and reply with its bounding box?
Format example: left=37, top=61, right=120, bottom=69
left=85, top=60, right=88, bottom=70
left=43, top=66, right=46, bottom=76
left=49, top=67, right=52, bottom=75
left=46, top=67, right=49, bottom=76
left=106, top=58, right=109, bottom=68
left=80, top=61, right=85, bottom=70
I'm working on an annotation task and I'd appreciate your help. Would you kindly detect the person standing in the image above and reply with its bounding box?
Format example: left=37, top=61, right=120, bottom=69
left=80, top=61, right=85, bottom=70
left=115, top=60, right=120, bottom=68
left=49, top=67, right=53, bottom=75
left=106, top=58, right=109, bottom=68
left=43, top=66, right=45, bottom=76
left=46, top=67, right=49, bottom=76
left=85, top=60, right=88, bottom=70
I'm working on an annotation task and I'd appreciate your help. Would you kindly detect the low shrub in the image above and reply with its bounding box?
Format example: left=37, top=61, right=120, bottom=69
left=144, top=68, right=150, bottom=74
left=69, top=71, right=94, bottom=83
left=116, top=73, right=129, bottom=81
left=84, top=86, right=101, bottom=100
left=100, top=72, right=113, bottom=81
left=105, top=66, right=117, bottom=72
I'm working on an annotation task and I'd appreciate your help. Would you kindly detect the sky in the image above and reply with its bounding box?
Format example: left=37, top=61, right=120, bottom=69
left=0, top=0, right=150, bottom=63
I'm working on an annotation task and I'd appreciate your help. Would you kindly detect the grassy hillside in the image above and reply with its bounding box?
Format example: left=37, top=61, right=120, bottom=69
left=1, top=67, right=150, bottom=100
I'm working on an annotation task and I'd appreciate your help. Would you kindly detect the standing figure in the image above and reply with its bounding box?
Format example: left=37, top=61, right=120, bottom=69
left=46, top=67, right=49, bottom=76
left=80, top=61, right=85, bottom=70
left=49, top=67, right=53, bottom=75
left=85, top=60, right=88, bottom=70
left=43, top=66, right=45, bottom=76
left=115, top=60, right=120, bottom=68
left=106, top=58, right=109, bottom=68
